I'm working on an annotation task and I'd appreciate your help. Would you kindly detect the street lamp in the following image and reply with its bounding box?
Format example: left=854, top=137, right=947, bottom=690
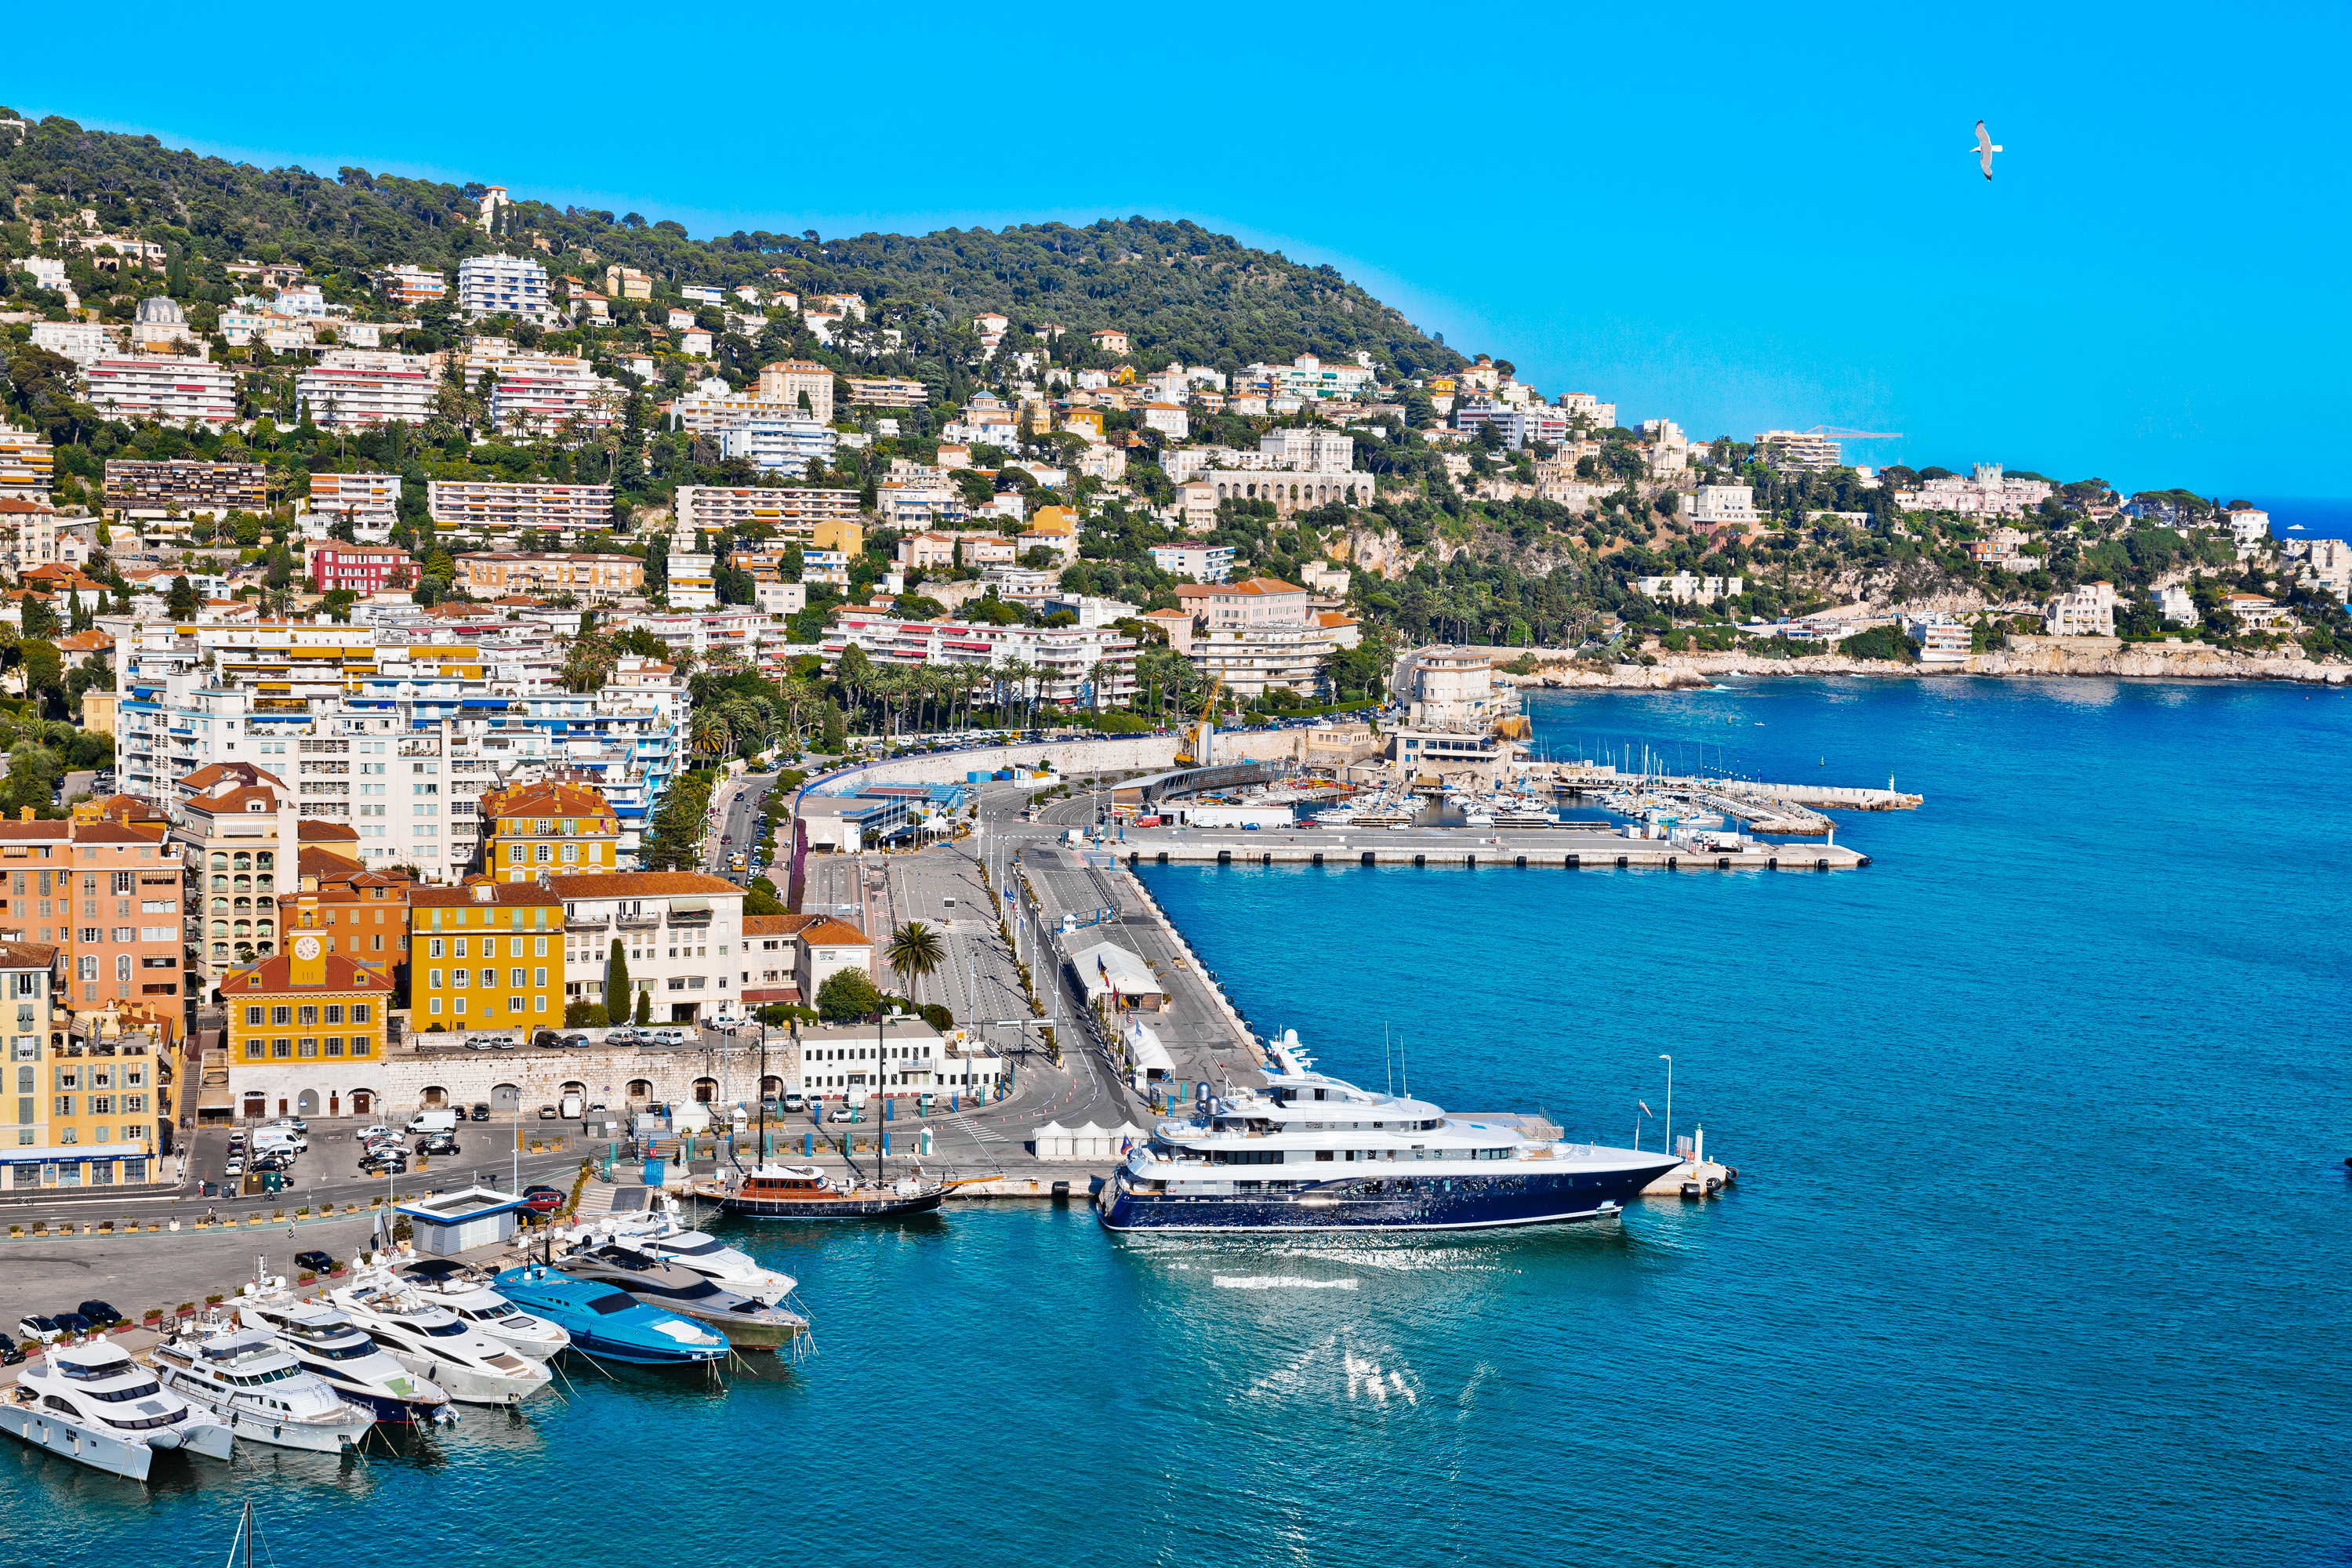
left=1658, top=1054, right=1673, bottom=1164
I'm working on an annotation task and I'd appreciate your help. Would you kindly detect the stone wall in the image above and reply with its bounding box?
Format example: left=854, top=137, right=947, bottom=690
left=227, top=1039, right=800, bottom=1119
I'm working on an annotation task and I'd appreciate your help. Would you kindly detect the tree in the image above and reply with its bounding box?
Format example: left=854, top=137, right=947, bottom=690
left=633, top=988, right=652, bottom=1025
left=166, top=575, right=199, bottom=621
left=605, top=939, right=630, bottom=1022
left=21, top=641, right=63, bottom=714
left=20, top=596, right=60, bottom=641
left=815, top=967, right=882, bottom=1023
left=884, top=921, right=946, bottom=1010
left=0, top=740, right=60, bottom=819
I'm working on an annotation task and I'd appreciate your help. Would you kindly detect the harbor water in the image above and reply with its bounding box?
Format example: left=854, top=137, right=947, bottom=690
left=11, top=677, right=2351, bottom=1567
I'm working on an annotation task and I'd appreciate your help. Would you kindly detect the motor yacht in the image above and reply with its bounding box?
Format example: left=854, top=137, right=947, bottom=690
left=567, top=1216, right=799, bottom=1307
left=1102, top=1029, right=1680, bottom=1232
left=328, top=1272, right=554, bottom=1406
left=554, top=1244, right=807, bottom=1350
left=234, top=1294, right=456, bottom=1425
left=391, top=1258, right=572, bottom=1360
left=151, top=1327, right=376, bottom=1454
left=488, top=1263, right=729, bottom=1367
left=0, top=1341, right=235, bottom=1480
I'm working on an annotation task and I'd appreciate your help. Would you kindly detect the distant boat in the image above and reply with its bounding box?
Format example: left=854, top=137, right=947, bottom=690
left=2288, top=523, right=2306, bottom=530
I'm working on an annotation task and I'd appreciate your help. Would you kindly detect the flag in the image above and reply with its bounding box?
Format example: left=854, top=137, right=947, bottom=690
left=1639, top=1101, right=1653, bottom=1116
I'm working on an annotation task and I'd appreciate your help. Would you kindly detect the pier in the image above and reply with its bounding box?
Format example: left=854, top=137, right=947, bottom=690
left=1095, top=824, right=1869, bottom=872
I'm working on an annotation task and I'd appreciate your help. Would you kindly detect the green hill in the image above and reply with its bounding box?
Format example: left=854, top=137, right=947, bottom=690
left=0, top=111, right=1461, bottom=379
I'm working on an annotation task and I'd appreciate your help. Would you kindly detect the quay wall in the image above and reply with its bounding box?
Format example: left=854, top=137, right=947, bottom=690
left=1117, top=840, right=1864, bottom=872
left=817, top=736, right=1181, bottom=794
left=225, top=1044, right=788, bottom=1121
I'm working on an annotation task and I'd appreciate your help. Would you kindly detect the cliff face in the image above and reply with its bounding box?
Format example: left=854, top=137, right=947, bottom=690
left=1496, top=642, right=2350, bottom=691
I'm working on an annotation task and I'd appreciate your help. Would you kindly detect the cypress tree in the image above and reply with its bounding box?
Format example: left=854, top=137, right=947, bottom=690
left=606, top=939, right=630, bottom=1022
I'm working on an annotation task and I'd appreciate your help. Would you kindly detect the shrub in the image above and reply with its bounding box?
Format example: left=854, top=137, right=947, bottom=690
left=204, top=1293, right=223, bottom=1306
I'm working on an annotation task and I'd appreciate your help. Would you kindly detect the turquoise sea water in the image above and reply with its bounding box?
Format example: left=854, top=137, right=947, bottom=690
left=12, top=677, right=2352, bottom=1567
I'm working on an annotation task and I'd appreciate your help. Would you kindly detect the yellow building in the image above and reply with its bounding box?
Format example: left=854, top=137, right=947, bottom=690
left=480, top=780, right=619, bottom=883
left=1062, top=408, right=1104, bottom=441
left=409, top=881, right=564, bottom=1032
left=223, top=906, right=394, bottom=1121
left=811, top=515, right=863, bottom=557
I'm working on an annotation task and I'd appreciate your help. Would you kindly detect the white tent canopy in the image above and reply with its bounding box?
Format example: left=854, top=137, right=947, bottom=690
left=1069, top=939, right=1165, bottom=1009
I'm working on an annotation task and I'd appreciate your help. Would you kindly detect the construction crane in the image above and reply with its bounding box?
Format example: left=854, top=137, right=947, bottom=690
left=1175, top=674, right=1224, bottom=767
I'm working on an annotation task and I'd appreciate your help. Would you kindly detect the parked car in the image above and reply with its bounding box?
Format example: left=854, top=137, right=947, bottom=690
left=252, top=1152, right=295, bottom=1173
left=470, top=1102, right=492, bottom=1122
left=271, top=1116, right=309, bottom=1134
left=559, top=1033, right=591, bottom=1049
left=358, top=1152, right=407, bottom=1175
left=51, top=1312, right=91, bottom=1339
left=0, top=1331, right=23, bottom=1366
left=782, top=1092, right=806, bottom=1113
left=354, top=1123, right=392, bottom=1141
left=294, top=1250, right=336, bottom=1275
left=826, top=1105, right=857, bottom=1123
left=486, top=1035, right=519, bottom=1051
left=416, top=1137, right=459, bottom=1157
left=77, top=1300, right=123, bottom=1327
left=16, top=1316, right=61, bottom=1345
left=518, top=1185, right=564, bottom=1215
left=603, top=1028, right=639, bottom=1047
left=537, top=1105, right=558, bottom=1120
left=221, top=1156, right=246, bottom=1178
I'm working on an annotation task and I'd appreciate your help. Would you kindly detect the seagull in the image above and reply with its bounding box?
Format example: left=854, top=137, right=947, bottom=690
left=1973, top=121, right=2002, bottom=180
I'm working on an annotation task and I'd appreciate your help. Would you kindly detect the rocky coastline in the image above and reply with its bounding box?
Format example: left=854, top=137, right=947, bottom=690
left=1492, top=637, right=2351, bottom=691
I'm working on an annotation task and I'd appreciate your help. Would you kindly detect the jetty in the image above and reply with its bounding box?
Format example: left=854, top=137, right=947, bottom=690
left=1095, top=823, right=1869, bottom=872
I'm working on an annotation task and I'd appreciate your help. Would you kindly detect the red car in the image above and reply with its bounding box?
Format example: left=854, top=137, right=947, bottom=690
left=519, top=1185, right=565, bottom=1214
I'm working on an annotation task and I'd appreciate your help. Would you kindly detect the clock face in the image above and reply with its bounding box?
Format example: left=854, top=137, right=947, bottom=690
left=292, top=935, right=323, bottom=961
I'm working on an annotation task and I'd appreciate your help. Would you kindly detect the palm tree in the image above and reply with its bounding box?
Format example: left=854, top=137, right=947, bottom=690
left=884, top=920, right=946, bottom=1012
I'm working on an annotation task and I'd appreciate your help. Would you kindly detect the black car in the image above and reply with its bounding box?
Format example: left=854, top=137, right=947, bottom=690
left=358, top=1152, right=408, bottom=1174
left=51, top=1311, right=91, bottom=1338
left=417, top=1138, right=459, bottom=1157
left=470, top=1102, right=492, bottom=1122
left=76, top=1300, right=122, bottom=1327
left=293, top=1250, right=336, bottom=1275
left=252, top=1152, right=295, bottom=1173
left=0, top=1331, right=21, bottom=1367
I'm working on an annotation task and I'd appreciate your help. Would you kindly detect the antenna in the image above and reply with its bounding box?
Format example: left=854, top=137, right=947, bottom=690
left=1384, top=1022, right=1392, bottom=1098
left=1399, top=1035, right=1409, bottom=1098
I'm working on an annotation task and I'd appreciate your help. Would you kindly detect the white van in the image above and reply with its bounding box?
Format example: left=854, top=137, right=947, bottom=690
left=406, top=1109, right=459, bottom=1135
left=252, top=1127, right=307, bottom=1152
left=559, top=1093, right=583, bottom=1120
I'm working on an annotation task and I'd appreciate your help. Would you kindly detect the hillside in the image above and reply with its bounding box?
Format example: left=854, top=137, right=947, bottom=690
left=0, top=111, right=1461, bottom=378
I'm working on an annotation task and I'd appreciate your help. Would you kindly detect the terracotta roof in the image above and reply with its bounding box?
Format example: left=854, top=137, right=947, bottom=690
left=68, top=822, right=158, bottom=845
left=546, top=872, right=742, bottom=899
left=181, top=762, right=285, bottom=793
left=297, top=844, right=366, bottom=879
left=791, top=916, right=870, bottom=946
left=0, top=940, right=58, bottom=968
left=299, top=821, right=359, bottom=843
left=223, top=952, right=394, bottom=995
left=0, top=498, right=56, bottom=517
left=186, top=785, right=280, bottom=816
left=483, top=781, right=614, bottom=821
left=91, top=793, right=168, bottom=824
left=411, top=882, right=564, bottom=909
left=742, top=913, right=811, bottom=937
left=1227, top=576, right=1305, bottom=595
left=56, top=630, right=113, bottom=653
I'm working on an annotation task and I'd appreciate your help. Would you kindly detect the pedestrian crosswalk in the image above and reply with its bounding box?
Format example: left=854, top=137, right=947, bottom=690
left=950, top=1116, right=1010, bottom=1145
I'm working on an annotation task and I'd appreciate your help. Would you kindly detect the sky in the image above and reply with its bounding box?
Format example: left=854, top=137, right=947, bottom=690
left=9, top=0, right=2350, bottom=498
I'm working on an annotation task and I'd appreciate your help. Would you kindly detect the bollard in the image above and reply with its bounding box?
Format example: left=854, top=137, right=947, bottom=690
left=803, top=1131, right=812, bottom=1157
left=951, top=1092, right=959, bottom=1112
left=884, top=1098, right=893, bottom=1122
left=881, top=1132, right=891, bottom=1156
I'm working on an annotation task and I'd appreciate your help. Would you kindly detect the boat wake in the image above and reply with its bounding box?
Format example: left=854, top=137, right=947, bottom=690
left=1212, top=1275, right=1359, bottom=1290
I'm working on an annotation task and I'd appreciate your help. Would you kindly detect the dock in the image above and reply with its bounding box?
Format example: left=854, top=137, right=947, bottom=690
left=1095, top=825, right=1870, bottom=872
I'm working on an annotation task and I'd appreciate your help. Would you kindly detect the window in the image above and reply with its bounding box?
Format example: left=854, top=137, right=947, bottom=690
left=509, top=996, right=525, bottom=1014
left=325, top=1005, right=343, bottom=1025
left=111, top=872, right=132, bottom=895
left=89, top=1095, right=112, bottom=1116
left=116, top=956, right=130, bottom=983
left=271, top=1006, right=291, bottom=1026
left=298, top=1040, right=318, bottom=1058
left=273, top=1040, right=291, bottom=1058
left=534, top=936, right=548, bottom=958
left=508, top=846, right=525, bottom=863
left=510, top=968, right=525, bottom=989
left=455, top=938, right=468, bottom=958
left=245, top=1006, right=263, bottom=1026
left=298, top=1005, right=318, bottom=1027
left=430, top=938, right=445, bottom=959
left=242, top=1041, right=263, bottom=1061
left=534, top=967, right=546, bottom=989
left=352, top=1036, right=372, bottom=1057
left=351, top=1004, right=370, bottom=1024
left=428, top=969, right=444, bottom=990
left=428, top=998, right=442, bottom=1016
left=77, top=956, right=96, bottom=982
left=325, top=1037, right=343, bottom=1057
left=54, top=1094, right=74, bottom=1116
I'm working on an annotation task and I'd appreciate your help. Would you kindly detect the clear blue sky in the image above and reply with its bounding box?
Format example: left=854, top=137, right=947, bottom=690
left=10, top=0, right=2349, bottom=495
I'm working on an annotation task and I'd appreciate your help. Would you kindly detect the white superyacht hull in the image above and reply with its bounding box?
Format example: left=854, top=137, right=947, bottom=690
left=383, top=1348, right=547, bottom=1406
left=0, top=1402, right=234, bottom=1480
left=153, top=1373, right=372, bottom=1454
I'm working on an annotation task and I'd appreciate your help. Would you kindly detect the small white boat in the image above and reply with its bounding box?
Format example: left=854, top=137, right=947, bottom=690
left=391, top=1258, right=572, bottom=1361
left=329, top=1273, right=553, bottom=1407
left=151, top=1326, right=376, bottom=1454
left=0, top=1340, right=235, bottom=1480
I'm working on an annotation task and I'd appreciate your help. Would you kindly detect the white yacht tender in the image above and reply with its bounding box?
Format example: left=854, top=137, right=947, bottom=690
left=0, top=1340, right=235, bottom=1480
left=151, top=1326, right=376, bottom=1454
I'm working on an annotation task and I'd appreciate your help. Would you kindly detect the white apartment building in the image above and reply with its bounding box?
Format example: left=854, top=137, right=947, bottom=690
left=666, top=554, right=717, bottom=609
left=1902, top=615, right=1972, bottom=664
left=1150, top=543, right=1235, bottom=582
left=82, top=356, right=238, bottom=428
left=674, top=485, right=860, bottom=538
left=1755, top=430, right=1844, bottom=474
left=1635, top=572, right=1745, bottom=605
left=487, top=356, right=617, bottom=435
left=307, top=472, right=401, bottom=531
left=717, top=417, right=836, bottom=477
left=2288, top=536, right=2349, bottom=601
left=1191, top=623, right=1336, bottom=697
left=0, top=430, right=53, bottom=499
left=1893, top=463, right=2055, bottom=519
left=380, top=264, right=448, bottom=303
left=426, top=481, right=615, bottom=535
left=873, top=481, right=968, bottom=530
left=1255, top=428, right=1357, bottom=474
left=297, top=353, right=437, bottom=427
left=30, top=321, right=120, bottom=365
left=1557, top=393, right=1617, bottom=428
left=2045, top=580, right=2118, bottom=637
left=1236, top=354, right=1377, bottom=402
left=801, top=550, right=851, bottom=588
left=1453, top=401, right=1570, bottom=448
left=822, top=612, right=1138, bottom=709
left=1687, top=485, right=1759, bottom=528
left=2151, top=584, right=2200, bottom=626
left=456, top=252, right=554, bottom=324
left=555, top=872, right=747, bottom=1023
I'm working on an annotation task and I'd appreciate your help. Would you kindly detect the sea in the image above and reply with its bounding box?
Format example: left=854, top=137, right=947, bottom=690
left=11, top=677, right=2351, bottom=1567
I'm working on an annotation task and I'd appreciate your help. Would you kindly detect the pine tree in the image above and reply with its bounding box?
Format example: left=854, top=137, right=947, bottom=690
left=606, top=938, right=630, bottom=1018
left=633, top=988, right=651, bottom=1025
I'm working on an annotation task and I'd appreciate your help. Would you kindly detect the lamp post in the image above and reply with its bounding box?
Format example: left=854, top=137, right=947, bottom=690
left=1658, top=1054, right=1673, bottom=1164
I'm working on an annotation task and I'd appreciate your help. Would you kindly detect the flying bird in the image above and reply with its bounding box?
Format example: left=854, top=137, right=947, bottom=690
left=1973, top=120, right=2002, bottom=180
